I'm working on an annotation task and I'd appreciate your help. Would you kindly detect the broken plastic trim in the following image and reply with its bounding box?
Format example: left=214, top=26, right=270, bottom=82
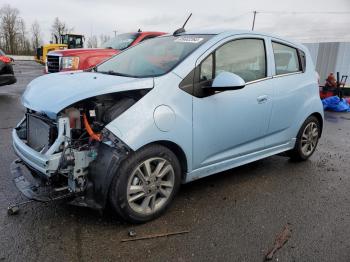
left=71, top=128, right=132, bottom=209
left=11, top=160, right=74, bottom=202
left=100, top=128, right=129, bottom=151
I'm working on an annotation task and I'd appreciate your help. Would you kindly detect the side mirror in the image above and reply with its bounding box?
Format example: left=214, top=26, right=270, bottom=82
left=211, top=72, right=245, bottom=91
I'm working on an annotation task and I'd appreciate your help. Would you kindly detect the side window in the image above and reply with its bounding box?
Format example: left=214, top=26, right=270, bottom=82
left=180, top=38, right=267, bottom=98
left=194, top=54, right=215, bottom=97
left=298, top=49, right=306, bottom=72
left=215, top=39, right=266, bottom=82
left=272, top=42, right=301, bottom=75
left=199, top=54, right=214, bottom=83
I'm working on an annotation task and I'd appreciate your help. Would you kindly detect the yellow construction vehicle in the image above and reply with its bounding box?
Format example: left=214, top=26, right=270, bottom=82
left=34, top=34, right=84, bottom=64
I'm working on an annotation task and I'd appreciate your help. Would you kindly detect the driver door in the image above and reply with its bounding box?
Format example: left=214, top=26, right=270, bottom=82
left=192, top=38, right=274, bottom=170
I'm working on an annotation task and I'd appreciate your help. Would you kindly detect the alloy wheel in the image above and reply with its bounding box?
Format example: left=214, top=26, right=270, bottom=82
left=127, top=157, right=175, bottom=215
left=300, top=122, right=319, bottom=156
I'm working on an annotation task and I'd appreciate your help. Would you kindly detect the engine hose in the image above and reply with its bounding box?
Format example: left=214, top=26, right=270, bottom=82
left=82, top=113, right=101, bottom=141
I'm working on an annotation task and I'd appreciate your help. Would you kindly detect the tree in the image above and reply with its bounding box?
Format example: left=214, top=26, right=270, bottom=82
left=17, top=18, right=29, bottom=54
left=51, top=17, right=72, bottom=43
left=0, top=4, right=19, bottom=54
left=31, top=20, right=42, bottom=50
left=0, top=4, right=32, bottom=55
left=99, top=34, right=111, bottom=46
left=86, top=35, right=98, bottom=48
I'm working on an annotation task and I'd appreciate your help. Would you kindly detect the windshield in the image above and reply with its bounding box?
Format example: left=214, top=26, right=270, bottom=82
left=101, top=33, right=139, bottom=50
left=97, top=35, right=212, bottom=78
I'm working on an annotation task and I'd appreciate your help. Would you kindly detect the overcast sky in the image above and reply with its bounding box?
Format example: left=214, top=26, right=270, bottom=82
left=3, top=0, right=350, bottom=44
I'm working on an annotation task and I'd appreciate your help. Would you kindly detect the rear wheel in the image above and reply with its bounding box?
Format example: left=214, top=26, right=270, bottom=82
left=109, top=144, right=181, bottom=223
left=288, top=116, right=320, bottom=161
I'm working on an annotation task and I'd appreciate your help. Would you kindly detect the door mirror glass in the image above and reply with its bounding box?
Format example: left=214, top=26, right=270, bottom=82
left=211, top=71, right=245, bottom=90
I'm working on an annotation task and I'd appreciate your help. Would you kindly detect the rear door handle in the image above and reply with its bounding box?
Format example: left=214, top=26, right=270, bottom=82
left=257, top=95, right=269, bottom=104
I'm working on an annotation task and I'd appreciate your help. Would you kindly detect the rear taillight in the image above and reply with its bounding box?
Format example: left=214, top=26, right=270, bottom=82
left=0, top=56, right=11, bottom=63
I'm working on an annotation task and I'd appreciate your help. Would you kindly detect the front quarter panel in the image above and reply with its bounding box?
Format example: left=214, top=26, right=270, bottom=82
left=105, top=73, right=193, bottom=172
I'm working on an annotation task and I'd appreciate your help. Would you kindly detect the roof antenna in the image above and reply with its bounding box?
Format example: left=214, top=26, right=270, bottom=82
left=173, top=13, right=192, bottom=36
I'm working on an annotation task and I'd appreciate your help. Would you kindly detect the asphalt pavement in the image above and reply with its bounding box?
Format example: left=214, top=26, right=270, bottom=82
left=0, top=61, right=349, bottom=262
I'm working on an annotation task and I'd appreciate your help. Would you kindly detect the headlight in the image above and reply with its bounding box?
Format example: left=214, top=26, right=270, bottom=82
left=61, top=56, right=79, bottom=70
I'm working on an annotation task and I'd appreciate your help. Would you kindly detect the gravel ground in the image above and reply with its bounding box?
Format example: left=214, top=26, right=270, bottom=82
left=0, top=61, right=349, bottom=262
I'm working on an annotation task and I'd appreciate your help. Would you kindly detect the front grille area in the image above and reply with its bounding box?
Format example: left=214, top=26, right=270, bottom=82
left=47, top=55, right=60, bottom=73
left=26, top=114, right=57, bottom=152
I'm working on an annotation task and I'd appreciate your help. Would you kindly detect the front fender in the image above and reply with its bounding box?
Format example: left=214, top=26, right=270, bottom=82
left=106, top=73, right=194, bottom=172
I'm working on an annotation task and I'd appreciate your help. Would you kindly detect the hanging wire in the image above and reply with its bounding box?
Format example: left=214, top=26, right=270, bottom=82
left=257, top=11, right=350, bottom=15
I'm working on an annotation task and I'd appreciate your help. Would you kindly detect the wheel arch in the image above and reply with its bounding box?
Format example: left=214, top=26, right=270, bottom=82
left=310, top=112, right=323, bottom=137
left=144, top=140, right=188, bottom=182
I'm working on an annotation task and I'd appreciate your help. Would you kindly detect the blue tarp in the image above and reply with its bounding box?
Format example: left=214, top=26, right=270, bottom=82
left=322, top=96, right=350, bottom=112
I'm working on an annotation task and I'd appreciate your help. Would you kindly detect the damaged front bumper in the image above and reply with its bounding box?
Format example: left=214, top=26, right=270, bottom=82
left=11, top=159, right=74, bottom=202
left=12, top=117, right=70, bottom=176
left=11, top=115, right=131, bottom=210
left=11, top=115, right=95, bottom=205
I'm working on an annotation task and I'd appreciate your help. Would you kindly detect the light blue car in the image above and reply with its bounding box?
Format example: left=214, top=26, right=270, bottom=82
left=12, top=29, right=323, bottom=223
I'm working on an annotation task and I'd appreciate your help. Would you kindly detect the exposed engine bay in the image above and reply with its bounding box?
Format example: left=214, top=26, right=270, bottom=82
left=13, top=90, right=149, bottom=207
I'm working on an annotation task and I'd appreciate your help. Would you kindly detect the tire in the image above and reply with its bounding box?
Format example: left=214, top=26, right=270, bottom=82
left=288, top=115, right=320, bottom=161
left=109, top=144, right=181, bottom=223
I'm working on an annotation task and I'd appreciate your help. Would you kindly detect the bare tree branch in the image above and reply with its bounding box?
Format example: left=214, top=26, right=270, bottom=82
left=99, top=34, right=111, bottom=46
left=31, top=20, right=42, bottom=50
left=51, top=17, right=73, bottom=43
left=86, top=35, right=98, bottom=48
left=0, top=4, right=19, bottom=53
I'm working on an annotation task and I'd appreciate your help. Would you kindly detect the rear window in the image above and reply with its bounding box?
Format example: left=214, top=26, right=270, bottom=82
left=101, top=33, right=139, bottom=50
left=272, top=42, right=301, bottom=75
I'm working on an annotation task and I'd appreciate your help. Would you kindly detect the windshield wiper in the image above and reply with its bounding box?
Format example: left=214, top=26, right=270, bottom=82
left=97, top=70, right=133, bottom=77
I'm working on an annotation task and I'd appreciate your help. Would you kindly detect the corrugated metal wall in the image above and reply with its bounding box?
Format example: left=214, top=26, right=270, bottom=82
left=335, top=43, right=350, bottom=82
left=304, top=43, right=319, bottom=67
left=304, top=42, right=350, bottom=85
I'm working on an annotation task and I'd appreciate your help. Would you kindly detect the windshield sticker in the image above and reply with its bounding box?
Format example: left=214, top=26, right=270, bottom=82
left=175, top=37, right=204, bottom=43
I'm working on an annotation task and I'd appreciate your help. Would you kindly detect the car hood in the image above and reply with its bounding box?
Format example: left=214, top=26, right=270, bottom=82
left=49, top=48, right=120, bottom=56
left=22, top=71, right=153, bottom=119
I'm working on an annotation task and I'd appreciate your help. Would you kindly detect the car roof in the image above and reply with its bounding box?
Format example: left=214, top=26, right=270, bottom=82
left=169, top=28, right=305, bottom=50
left=182, top=28, right=288, bottom=39
left=140, top=31, right=166, bottom=35
left=182, top=28, right=244, bottom=35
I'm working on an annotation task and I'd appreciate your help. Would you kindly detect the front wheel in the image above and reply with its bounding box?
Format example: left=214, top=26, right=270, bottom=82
left=109, top=144, right=181, bottom=223
left=288, top=116, right=320, bottom=161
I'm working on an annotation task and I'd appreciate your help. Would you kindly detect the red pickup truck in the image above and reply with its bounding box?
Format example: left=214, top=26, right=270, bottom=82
left=46, top=31, right=166, bottom=73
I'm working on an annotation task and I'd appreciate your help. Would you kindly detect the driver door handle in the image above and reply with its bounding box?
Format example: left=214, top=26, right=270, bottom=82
left=257, top=95, right=269, bottom=104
